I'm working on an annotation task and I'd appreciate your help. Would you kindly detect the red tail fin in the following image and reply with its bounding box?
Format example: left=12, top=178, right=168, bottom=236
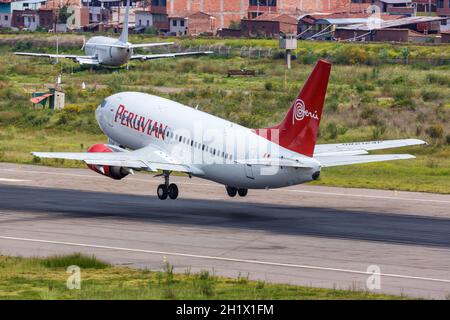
left=255, top=60, right=331, bottom=157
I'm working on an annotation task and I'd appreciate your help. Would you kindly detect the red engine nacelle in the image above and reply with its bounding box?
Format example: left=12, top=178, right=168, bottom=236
left=87, top=144, right=129, bottom=180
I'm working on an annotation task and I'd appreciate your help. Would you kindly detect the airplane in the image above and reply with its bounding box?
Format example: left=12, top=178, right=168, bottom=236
left=14, top=0, right=212, bottom=67
left=32, top=60, right=426, bottom=200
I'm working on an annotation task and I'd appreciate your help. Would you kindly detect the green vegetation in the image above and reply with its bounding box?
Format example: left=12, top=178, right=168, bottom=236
left=0, top=254, right=406, bottom=299
left=0, top=35, right=449, bottom=193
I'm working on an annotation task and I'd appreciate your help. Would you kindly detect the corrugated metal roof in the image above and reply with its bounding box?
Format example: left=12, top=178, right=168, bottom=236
left=317, top=18, right=384, bottom=25
left=338, top=16, right=446, bottom=31
left=16, top=0, right=47, bottom=3
left=381, top=0, right=411, bottom=3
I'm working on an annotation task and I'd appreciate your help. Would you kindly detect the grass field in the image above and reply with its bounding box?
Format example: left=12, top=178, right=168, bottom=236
left=0, top=253, right=406, bottom=300
left=0, top=34, right=449, bottom=193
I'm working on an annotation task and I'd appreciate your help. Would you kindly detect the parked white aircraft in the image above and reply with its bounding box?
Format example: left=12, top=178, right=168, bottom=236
left=15, top=0, right=211, bottom=67
left=33, top=60, right=425, bottom=200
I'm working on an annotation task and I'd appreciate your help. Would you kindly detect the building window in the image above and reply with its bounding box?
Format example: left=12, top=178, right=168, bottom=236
left=172, top=20, right=177, bottom=26
left=180, top=19, right=184, bottom=27
left=146, top=20, right=149, bottom=27
left=437, top=0, right=444, bottom=8
left=249, top=0, right=277, bottom=6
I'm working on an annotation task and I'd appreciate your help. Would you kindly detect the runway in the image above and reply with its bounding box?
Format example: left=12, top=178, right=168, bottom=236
left=0, top=162, right=449, bottom=299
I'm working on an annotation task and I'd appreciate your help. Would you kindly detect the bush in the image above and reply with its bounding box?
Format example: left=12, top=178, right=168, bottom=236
left=325, top=122, right=338, bottom=140
left=193, top=271, right=215, bottom=297
left=421, top=89, right=442, bottom=102
left=334, top=46, right=368, bottom=65
left=264, top=82, right=273, bottom=91
left=145, top=26, right=158, bottom=35
left=425, top=74, right=450, bottom=87
left=426, top=124, right=444, bottom=140
left=372, top=124, right=387, bottom=140
left=392, top=87, right=415, bottom=109
left=175, top=59, right=198, bottom=73
left=41, top=253, right=110, bottom=269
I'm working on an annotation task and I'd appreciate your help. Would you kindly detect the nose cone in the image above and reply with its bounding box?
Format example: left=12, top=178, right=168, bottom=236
left=95, top=98, right=108, bottom=127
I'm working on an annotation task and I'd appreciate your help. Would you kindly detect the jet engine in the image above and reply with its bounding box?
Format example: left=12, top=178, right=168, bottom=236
left=87, top=144, right=131, bottom=180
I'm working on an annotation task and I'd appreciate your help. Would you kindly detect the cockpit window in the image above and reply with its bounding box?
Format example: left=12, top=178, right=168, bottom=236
left=100, top=100, right=108, bottom=108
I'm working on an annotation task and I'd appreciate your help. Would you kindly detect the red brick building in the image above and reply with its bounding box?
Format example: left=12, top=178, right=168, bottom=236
left=437, top=0, right=450, bottom=16
left=38, top=8, right=55, bottom=29
left=441, top=31, right=450, bottom=42
left=185, top=11, right=215, bottom=35
left=241, top=13, right=297, bottom=37
left=165, top=0, right=355, bottom=29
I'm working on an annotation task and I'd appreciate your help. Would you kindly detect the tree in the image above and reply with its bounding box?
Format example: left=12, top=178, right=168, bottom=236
left=229, top=20, right=241, bottom=30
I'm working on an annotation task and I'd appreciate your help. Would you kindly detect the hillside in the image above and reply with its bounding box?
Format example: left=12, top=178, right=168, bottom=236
left=0, top=34, right=449, bottom=193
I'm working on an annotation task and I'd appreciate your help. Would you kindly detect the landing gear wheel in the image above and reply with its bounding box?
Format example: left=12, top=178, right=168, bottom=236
left=157, top=184, right=168, bottom=200
left=168, top=183, right=179, bottom=200
left=238, top=188, right=248, bottom=197
left=226, top=186, right=237, bottom=197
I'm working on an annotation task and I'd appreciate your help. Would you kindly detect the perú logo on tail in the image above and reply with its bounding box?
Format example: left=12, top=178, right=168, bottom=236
left=292, top=99, right=319, bottom=124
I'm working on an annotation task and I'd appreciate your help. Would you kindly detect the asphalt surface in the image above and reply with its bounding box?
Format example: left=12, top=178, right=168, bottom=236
left=0, top=162, right=449, bottom=299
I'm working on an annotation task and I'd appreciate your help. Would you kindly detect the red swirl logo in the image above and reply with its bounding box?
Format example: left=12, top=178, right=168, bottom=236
left=292, top=99, right=319, bottom=124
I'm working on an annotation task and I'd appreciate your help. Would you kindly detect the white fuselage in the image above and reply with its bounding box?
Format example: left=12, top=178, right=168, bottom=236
left=95, top=92, right=321, bottom=189
left=85, top=36, right=132, bottom=66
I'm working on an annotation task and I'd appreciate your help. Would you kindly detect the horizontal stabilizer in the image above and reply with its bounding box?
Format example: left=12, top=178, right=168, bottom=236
left=130, top=42, right=174, bottom=49
left=316, top=154, right=415, bottom=167
left=86, top=42, right=129, bottom=48
left=315, top=139, right=426, bottom=156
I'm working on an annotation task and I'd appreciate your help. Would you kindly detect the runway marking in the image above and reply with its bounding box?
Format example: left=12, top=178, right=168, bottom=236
left=1, top=167, right=449, bottom=204
left=0, top=178, right=30, bottom=183
left=1, top=235, right=450, bottom=285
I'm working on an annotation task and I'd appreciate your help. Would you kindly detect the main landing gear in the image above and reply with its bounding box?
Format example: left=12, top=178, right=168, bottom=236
left=226, top=186, right=248, bottom=198
left=157, top=171, right=179, bottom=200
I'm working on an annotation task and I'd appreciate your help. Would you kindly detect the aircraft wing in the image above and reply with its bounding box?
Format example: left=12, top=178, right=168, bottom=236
left=130, top=42, right=174, bottom=49
left=32, top=145, right=191, bottom=173
left=315, top=154, right=416, bottom=167
left=314, top=139, right=426, bottom=156
left=131, top=51, right=213, bottom=61
left=15, top=52, right=99, bottom=65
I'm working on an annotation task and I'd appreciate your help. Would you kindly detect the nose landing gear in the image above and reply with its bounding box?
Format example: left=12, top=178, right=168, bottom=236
left=226, top=186, right=248, bottom=198
left=157, top=171, right=179, bottom=200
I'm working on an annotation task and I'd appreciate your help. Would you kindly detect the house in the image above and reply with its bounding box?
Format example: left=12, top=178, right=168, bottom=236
left=169, top=15, right=186, bottom=35
left=413, top=0, right=436, bottom=14
left=0, top=0, right=12, bottom=28
left=335, top=15, right=447, bottom=41
left=12, top=9, right=40, bottom=30
left=298, top=12, right=403, bottom=40
left=135, top=10, right=169, bottom=32
left=352, top=0, right=416, bottom=15
left=241, top=13, right=297, bottom=37
left=2, top=0, right=48, bottom=28
left=185, top=11, right=216, bottom=36
left=436, top=0, right=450, bottom=17
left=37, top=8, right=54, bottom=29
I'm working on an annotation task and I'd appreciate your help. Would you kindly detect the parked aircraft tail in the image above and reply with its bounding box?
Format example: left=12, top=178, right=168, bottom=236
left=119, top=0, right=130, bottom=43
